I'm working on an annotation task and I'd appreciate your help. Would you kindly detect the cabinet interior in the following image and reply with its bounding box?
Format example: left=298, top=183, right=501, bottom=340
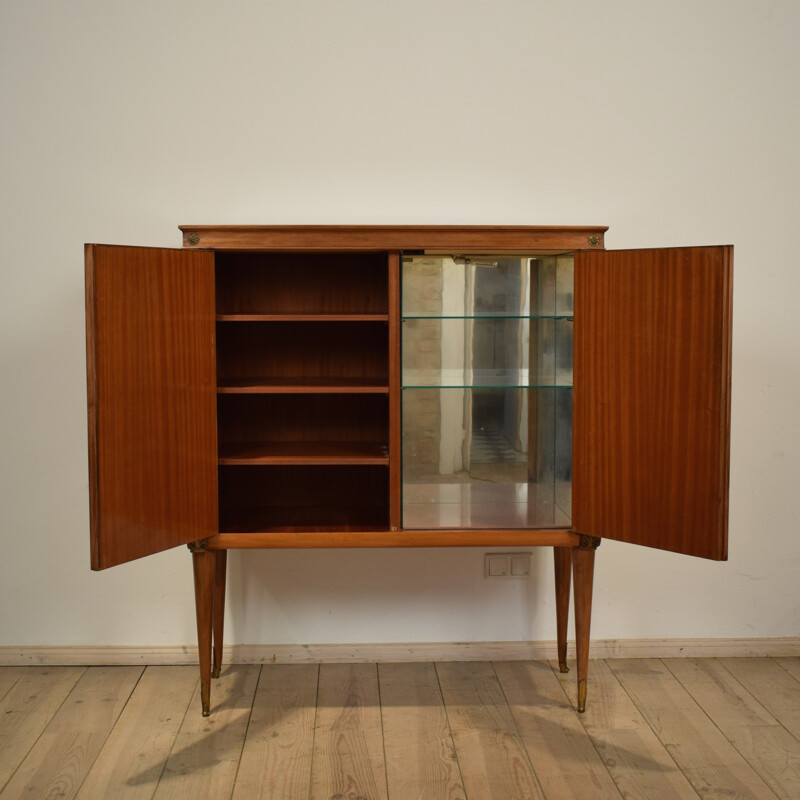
left=214, top=251, right=392, bottom=534
left=213, top=250, right=574, bottom=535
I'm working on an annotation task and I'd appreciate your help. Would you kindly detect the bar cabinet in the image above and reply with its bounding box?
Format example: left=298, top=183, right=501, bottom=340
left=85, top=225, right=732, bottom=715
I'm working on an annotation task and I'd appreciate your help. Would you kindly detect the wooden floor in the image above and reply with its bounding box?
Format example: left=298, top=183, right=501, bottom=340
left=1, top=658, right=799, bottom=799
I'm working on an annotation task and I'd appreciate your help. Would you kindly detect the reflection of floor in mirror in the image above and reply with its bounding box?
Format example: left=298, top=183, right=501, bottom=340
left=470, top=417, right=528, bottom=465
left=402, top=482, right=572, bottom=530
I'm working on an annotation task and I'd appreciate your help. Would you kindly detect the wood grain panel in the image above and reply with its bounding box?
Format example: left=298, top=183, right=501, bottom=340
left=218, top=464, right=389, bottom=532
left=180, top=224, right=608, bottom=252
left=86, top=244, right=217, bottom=569
left=217, top=394, right=387, bottom=446
left=573, top=245, right=732, bottom=559
left=215, top=321, right=388, bottom=384
left=214, top=252, right=388, bottom=315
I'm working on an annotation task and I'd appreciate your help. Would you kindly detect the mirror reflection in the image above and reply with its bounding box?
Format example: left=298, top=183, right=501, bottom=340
left=401, top=255, right=574, bottom=529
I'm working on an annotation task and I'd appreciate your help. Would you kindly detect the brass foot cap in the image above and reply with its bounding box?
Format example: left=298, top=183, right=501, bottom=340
left=577, top=678, right=587, bottom=714
left=212, top=667, right=221, bottom=679
left=559, top=661, right=569, bottom=674
left=202, top=707, right=210, bottom=717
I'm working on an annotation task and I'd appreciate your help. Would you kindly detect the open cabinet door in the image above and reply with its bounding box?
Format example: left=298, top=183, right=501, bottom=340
left=86, top=245, right=217, bottom=569
left=573, top=246, right=732, bottom=559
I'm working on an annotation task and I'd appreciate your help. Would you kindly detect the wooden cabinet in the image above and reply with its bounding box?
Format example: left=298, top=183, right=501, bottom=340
left=85, top=226, right=732, bottom=715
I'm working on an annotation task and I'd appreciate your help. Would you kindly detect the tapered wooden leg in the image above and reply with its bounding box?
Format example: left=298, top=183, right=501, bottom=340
left=554, top=546, right=572, bottom=673
left=572, top=536, right=600, bottom=713
left=212, top=550, right=227, bottom=679
left=191, top=545, right=214, bottom=716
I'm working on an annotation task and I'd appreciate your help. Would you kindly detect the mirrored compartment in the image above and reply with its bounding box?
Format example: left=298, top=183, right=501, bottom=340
left=401, top=254, right=573, bottom=530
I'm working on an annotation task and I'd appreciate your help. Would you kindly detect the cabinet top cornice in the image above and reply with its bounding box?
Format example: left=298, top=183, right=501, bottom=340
left=178, top=224, right=608, bottom=252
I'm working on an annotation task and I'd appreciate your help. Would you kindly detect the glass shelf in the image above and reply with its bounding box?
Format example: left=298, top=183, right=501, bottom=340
left=402, top=318, right=573, bottom=389
left=402, top=314, right=573, bottom=320
left=402, top=372, right=572, bottom=389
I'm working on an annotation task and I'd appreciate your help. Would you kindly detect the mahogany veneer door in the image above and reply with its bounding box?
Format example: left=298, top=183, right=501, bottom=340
left=86, top=245, right=218, bottom=569
left=573, top=245, right=732, bottom=560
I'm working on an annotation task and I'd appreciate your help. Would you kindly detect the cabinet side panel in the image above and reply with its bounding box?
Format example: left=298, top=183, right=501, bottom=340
left=87, top=245, right=218, bottom=569
left=573, top=246, right=732, bottom=560
left=85, top=245, right=101, bottom=567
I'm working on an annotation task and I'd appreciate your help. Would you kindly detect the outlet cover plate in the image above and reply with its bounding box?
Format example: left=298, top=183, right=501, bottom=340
left=484, top=552, right=531, bottom=579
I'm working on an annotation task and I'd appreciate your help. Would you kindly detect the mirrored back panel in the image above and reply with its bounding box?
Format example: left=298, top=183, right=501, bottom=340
left=401, top=255, right=574, bottom=530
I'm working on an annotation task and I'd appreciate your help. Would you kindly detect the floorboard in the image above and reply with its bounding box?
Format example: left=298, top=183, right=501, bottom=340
left=3, top=658, right=800, bottom=800
left=310, top=663, right=388, bottom=800
left=775, top=657, right=800, bottom=684
left=721, top=658, right=800, bottom=740
left=0, top=666, right=85, bottom=792
left=495, top=660, right=623, bottom=799
left=0, top=666, right=141, bottom=800
left=437, top=661, right=545, bottom=799
left=553, top=659, right=701, bottom=800
left=153, top=664, right=260, bottom=800
left=667, top=657, right=800, bottom=800
left=231, top=664, right=318, bottom=800
left=0, top=667, right=26, bottom=703
left=379, top=662, right=466, bottom=800
left=75, top=666, right=198, bottom=799
left=608, top=658, right=776, bottom=799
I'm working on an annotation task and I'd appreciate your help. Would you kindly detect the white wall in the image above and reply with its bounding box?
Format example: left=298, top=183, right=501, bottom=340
left=1, top=0, right=798, bottom=649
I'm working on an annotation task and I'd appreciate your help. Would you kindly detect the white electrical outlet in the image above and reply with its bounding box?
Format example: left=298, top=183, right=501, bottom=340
left=484, top=552, right=531, bottom=579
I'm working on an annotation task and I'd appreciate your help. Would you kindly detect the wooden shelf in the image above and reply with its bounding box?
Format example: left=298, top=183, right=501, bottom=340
left=218, top=441, right=389, bottom=465
left=217, top=377, right=389, bottom=394
left=217, top=313, right=388, bottom=322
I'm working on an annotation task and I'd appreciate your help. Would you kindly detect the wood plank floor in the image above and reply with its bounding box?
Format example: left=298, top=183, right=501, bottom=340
left=1, top=658, right=798, bottom=799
